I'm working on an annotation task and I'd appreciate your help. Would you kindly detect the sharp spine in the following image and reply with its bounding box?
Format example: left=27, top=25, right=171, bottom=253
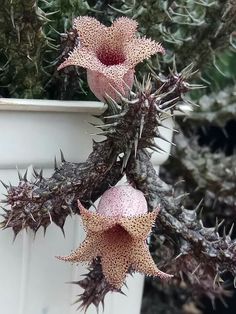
left=134, top=133, right=139, bottom=158
left=60, top=149, right=66, bottom=162
left=157, top=134, right=176, bottom=146
left=104, top=111, right=127, bottom=119
left=95, top=122, right=118, bottom=129
left=54, top=157, right=58, bottom=170
left=195, top=199, right=204, bottom=212
left=159, top=97, right=180, bottom=110
left=16, top=166, right=22, bottom=181
left=139, top=114, right=145, bottom=139
left=191, top=263, right=201, bottom=275
left=39, top=169, right=43, bottom=180
left=23, top=169, right=28, bottom=181
left=228, top=223, right=234, bottom=238
left=122, top=148, right=132, bottom=172
left=215, top=218, right=225, bottom=232
left=33, top=167, right=39, bottom=177
left=222, top=226, right=227, bottom=240
left=151, top=141, right=169, bottom=154
left=0, top=180, right=9, bottom=190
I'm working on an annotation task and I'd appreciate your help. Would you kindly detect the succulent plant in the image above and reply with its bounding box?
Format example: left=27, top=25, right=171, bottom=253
left=0, top=1, right=236, bottom=313
left=126, top=149, right=236, bottom=308
left=1, top=65, right=236, bottom=311
left=162, top=132, right=236, bottom=221
left=0, top=66, right=192, bottom=236
left=70, top=258, right=123, bottom=312
left=160, top=82, right=236, bottom=225
left=1, top=0, right=236, bottom=98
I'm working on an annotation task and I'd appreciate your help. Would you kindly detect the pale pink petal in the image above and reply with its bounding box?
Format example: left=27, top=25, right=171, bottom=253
left=57, top=46, right=133, bottom=101
left=100, top=228, right=131, bottom=288
left=73, top=16, right=106, bottom=52
left=132, top=242, right=173, bottom=279
left=104, top=17, right=138, bottom=51
left=57, top=47, right=105, bottom=71
left=102, top=64, right=131, bottom=82
left=57, top=16, right=165, bottom=103
left=111, top=17, right=138, bottom=41
left=119, top=211, right=158, bottom=239
left=124, top=37, right=165, bottom=67
left=87, top=68, right=134, bottom=102
left=56, top=235, right=99, bottom=263
left=78, top=200, right=117, bottom=232
left=97, top=185, right=148, bottom=217
left=58, top=47, right=128, bottom=82
left=95, top=17, right=138, bottom=64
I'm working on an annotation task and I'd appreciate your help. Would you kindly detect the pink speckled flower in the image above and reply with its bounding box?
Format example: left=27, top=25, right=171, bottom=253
left=57, top=185, right=173, bottom=288
left=58, top=16, right=164, bottom=102
left=97, top=184, right=148, bottom=217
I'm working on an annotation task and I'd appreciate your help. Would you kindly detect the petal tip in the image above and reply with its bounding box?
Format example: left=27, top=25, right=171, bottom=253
left=157, top=43, right=165, bottom=55
left=55, top=255, right=66, bottom=261
left=77, top=199, right=86, bottom=211
left=57, top=63, right=65, bottom=71
left=57, top=60, right=71, bottom=71
left=156, top=270, right=174, bottom=280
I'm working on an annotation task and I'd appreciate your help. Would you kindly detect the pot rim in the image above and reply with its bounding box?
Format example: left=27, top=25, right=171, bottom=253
left=0, top=98, right=106, bottom=114
left=0, top=98, right=192, bottom=115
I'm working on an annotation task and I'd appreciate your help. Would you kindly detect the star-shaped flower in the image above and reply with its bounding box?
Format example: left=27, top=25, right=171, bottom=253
left=57, top=185, right=172, bottom=288
left=58, top=16, right=164, bottom=102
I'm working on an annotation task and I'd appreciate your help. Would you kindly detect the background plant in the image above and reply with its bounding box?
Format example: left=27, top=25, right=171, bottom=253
left=0, top=1, right=236, bottom=313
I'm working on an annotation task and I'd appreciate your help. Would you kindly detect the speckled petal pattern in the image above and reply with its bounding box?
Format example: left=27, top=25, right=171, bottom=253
left=73, top=16, right=106, bottom=52
left=124, top=37, right=165, bottom=68
left=57, top=185, right=173, bottom=288
left=77, top=200, right=116, bottom=232
left=97, top=185, right=148, bottom=217
left=58, top=16, right=164, bottom=102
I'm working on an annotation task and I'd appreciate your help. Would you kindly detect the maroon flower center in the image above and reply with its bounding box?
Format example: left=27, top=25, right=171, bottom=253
left=97, top=47, right=126, bottom=66
left=104, top=225, right=132, bottom=245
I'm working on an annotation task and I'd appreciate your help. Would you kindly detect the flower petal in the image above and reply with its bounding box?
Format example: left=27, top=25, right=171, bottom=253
left=132, top=242, right=173, bottom=279
left=56, top=234, right=99, bottom=263
left=94, top=17, right=138, bottom=63
left=124, top=37, right=165, bottom=67
left=87, top=68, right=134, bottom=102
left=73, top=16, right=106, bottom=51
left=119, top=210, right=158, bottom=239
left=101, top=253, right=129, bottom=288
left=111, top=17, right=138, bottom=41
left=78, top=200, right=117, bottom=232
left=100, top=227, right=132, bottom=288
left=104, top=17, right=138, bottom=52
left=102, top=64, right=130, bottom=82
left=57, top=46, right=129, bottom=85
left=57, top=47, right=104, bottom=71
left=97, top=185, right=148, bottom=217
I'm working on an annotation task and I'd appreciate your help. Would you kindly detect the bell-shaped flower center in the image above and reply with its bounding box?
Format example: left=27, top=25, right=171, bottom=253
left=103, top=225, right=131, bottom=246
left=97, top=46, right=126, bottom=66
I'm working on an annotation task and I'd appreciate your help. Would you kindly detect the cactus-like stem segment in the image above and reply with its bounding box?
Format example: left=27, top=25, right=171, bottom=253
left=126, top=150, right=236, bottom=295
left=0, top=141, right=122, bottom=236
left=70, top=258, right=122, bottom=312
left=0, top=69, right=191, bottom=236
left=1, top=68, right=235, bottom=307
left=166, top=132, right=236, bottom=219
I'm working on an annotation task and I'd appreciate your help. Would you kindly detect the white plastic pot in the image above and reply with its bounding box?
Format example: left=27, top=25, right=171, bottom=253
left=0, top=98, right=176, bottom=314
